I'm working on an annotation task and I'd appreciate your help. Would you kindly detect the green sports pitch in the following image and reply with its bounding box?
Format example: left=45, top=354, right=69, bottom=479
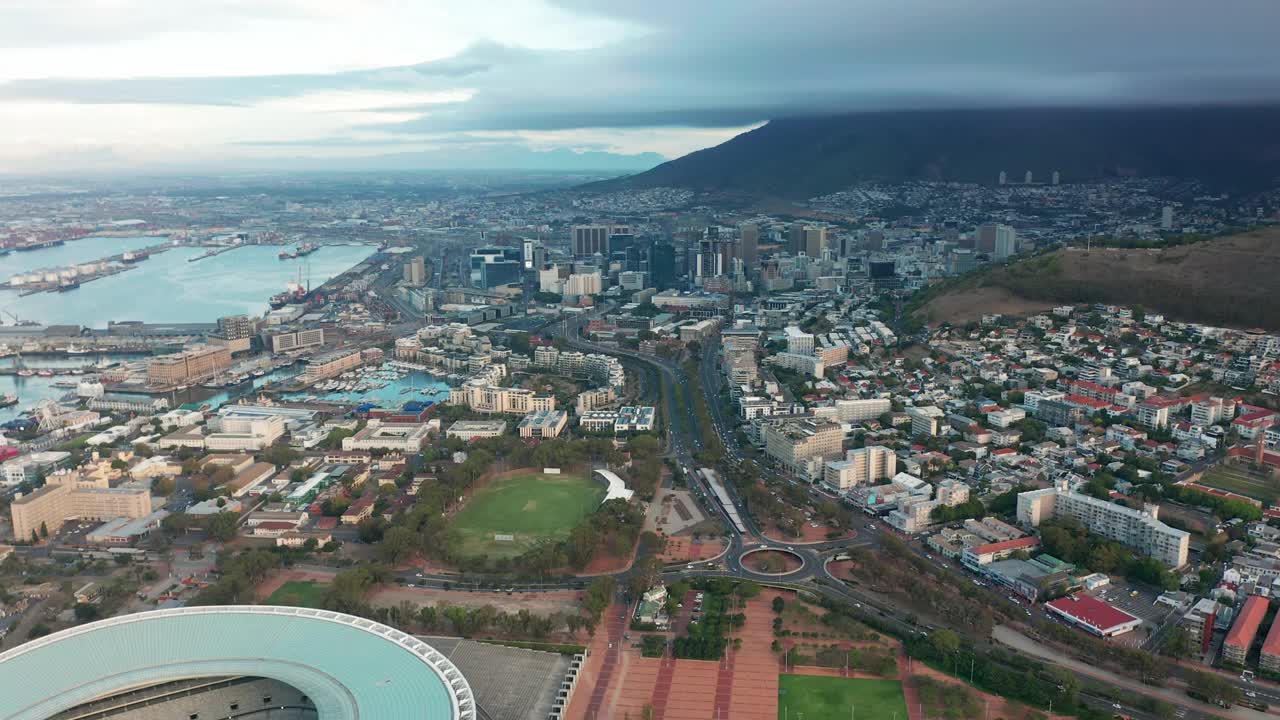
left=451, top=472, right=605, bottom=559
left=778, top=676, right=908, bottom=720
left=266, top=580, right=329, bottom=608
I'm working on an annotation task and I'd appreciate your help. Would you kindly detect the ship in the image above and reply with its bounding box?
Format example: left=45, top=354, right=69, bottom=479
left=15, top=239, right=64, bottom=252
left=65, top=344, right=92, bottom=355
left=0, top=394, right=17, bottom=408
left=121, top=250, right=147, bottom=263
left=56, top=279, right=81, bottom=292
left=278, top=242, right=318, bottom=260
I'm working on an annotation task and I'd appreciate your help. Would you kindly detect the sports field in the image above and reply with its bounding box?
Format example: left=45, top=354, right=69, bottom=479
left=777, top=676, right=908, bottom=720
left=1198, top=464, right=1277, bottom=504
left=267, top=580, right=328, bottom=608
left=451, top=472, right=605, bottom=559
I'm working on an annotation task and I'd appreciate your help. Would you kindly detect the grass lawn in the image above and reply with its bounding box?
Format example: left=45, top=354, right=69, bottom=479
left=267, top=580, right=329, bottom=608
left=778, top=676, right=908, bottom=720
left=451, top=472, right=604, bottom=559
left=1198, top=465, right=1277, bottom=504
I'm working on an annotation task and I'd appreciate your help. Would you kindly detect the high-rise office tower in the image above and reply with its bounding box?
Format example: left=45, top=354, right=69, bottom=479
left=864, top=230, right=884, bottom=251
left=572, top=224, right=629, bottom=257
left=787, top=223, right=806, bottom=255
left=1024, top=170, right=1033, bottom=184
left=998, top=170, right=1007, bottom=185
left=696, top=227, right=727, bottom=279
left=739, top=223, right=759, bottom=268
left=650, top=242, right=676, bottom=290
left=1052, top=170, right=1061, bottom=186
left=804, top=226, right=827, bottom=257
left=1161, top=206, right=1174, bottom=231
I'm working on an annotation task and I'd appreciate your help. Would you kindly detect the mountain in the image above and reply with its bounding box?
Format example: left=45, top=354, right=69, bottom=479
left=592, top=106, right=1280, bottom=197
left=913, top=228, right=1280, bottom=330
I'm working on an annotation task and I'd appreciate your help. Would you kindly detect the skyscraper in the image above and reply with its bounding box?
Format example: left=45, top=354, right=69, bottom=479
left=572, top=224, right=629, bottom=257
left=804, top=226, right=827, bottom=257
left=696, top=227, right=727, bottom=280
left=650, top=242, right=676, bottom=290
left=1161, top=206, right=1174, bottom=231
left=739, top=223, right=759, bottom=268
left=787, top=223, right=806, bottom=255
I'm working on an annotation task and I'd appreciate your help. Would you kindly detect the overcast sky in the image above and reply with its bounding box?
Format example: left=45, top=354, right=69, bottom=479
left=2, top=0, right=1277, bottom=173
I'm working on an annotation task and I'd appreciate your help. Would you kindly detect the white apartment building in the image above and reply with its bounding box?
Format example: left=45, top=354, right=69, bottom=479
left=270, top=328, right=325, bottom=353
left=1021, top=390, right=1065, bottom=414
left=205, top=416, right=286, bottom=452
left=564, top=271, right=603, bottom=297
left=831, top=398, right=891, bottom=423
left=762, top=418, right=844, bottom=479
left=770, top=352, right=824, bottom=379
left=1017, top=478, right=1189, bottom=567
left=449, top=382, right=556, bottom=415
left=887, top=479, right=971, bottom=534
left=784, top=326, right=815, bottom=354
left=823, top=445, right=897, bottom=491
left=908, top=405, right=945, bottom=437
left=342, top=420, right=432, bottom=452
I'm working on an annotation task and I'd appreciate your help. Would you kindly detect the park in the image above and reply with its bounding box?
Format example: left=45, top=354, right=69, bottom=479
left=450, top=471, right=606, bottom=559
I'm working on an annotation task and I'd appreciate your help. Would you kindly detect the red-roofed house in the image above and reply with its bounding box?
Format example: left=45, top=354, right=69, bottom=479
left=1224, top=595, right=1270, bottom=665
left=1045, top=594, right=1142, bottom=637
left=960, top=536, right=1040, bottom=570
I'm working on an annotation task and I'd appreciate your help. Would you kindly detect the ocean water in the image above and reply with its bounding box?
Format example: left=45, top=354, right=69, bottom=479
left=0, top=238, right=376, bottom=327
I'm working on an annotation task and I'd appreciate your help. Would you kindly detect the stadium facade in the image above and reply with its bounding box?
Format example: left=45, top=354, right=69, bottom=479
left=0, top=605, right=475, bottom=720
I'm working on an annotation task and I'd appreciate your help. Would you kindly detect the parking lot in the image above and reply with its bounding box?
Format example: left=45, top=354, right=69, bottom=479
left=1087, top=583, right=1176, bottom=648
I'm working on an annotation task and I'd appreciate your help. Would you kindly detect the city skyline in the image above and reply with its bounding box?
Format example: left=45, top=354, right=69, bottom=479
left=4, top=0, right=1280, bottom=172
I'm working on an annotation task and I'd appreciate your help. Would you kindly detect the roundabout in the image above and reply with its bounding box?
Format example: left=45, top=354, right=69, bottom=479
left=736, top=546, right=807, bottom=577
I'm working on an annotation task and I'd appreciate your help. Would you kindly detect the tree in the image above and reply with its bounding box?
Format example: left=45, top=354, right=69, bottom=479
left=627, top=556, right=664, bottom=596
left=1187, top=669, right=1240, bottom=706
left=772, top=596, right=786, bottom=614
left=262, top=443, right=300, bottom=468
left=380, top=526, right=419, bottom=565
left=73, top=602, right=100, bottom=622
left=206, top=511, right=239, bottom=542
left=151, top=476, right=176, bottom=496
left=38, top=521, right=48, bottom=539
left=929, top=628, right=961, bottom=658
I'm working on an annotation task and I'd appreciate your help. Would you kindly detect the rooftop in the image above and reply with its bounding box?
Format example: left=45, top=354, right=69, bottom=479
left=1045, top=594, right=1141, bottom=634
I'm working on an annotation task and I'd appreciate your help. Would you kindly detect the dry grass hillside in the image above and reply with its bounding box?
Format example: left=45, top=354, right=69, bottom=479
left=916, top=227, right=1280, bottom=328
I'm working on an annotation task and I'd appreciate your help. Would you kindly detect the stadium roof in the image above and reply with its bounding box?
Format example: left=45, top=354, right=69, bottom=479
left=0, top=605, right=474, bottom=720
left=1045, top=594, right=1141, bottom=636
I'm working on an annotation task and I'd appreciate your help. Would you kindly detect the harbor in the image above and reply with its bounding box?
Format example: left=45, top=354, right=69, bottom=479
left=0, top=238, right=375, bottom=327
left=5, top=242, right=172, bottom=295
